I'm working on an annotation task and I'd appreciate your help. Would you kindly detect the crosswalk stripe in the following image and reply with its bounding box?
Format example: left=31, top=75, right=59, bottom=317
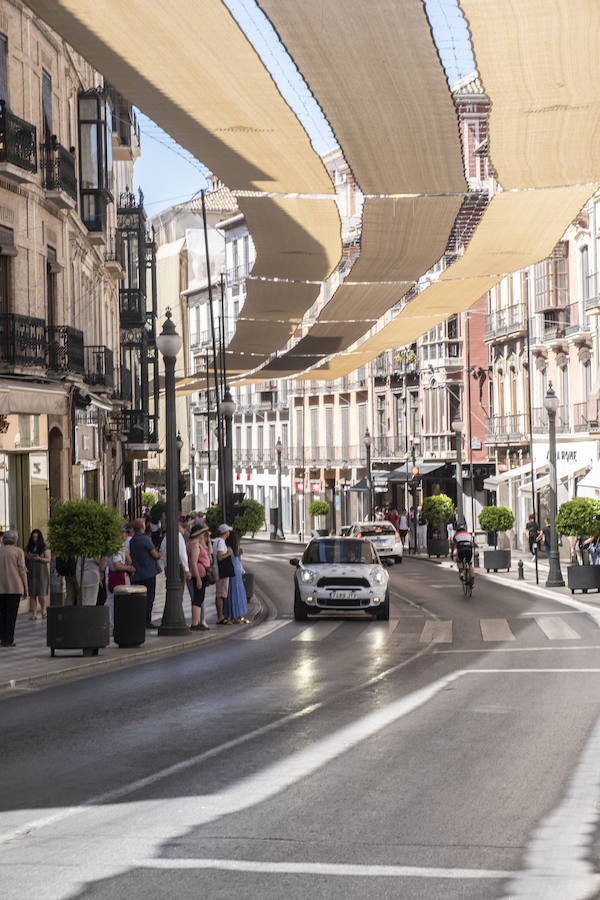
left=534, top=616, right=581, bottom=640
left=234, top=620, right=293, bottom=640
left=356, top=619, right=400, bottom=642
left=480, top=619, right=516, bottom=642
left=420, top=620, right=452, bottom=644
left=292, top=622, right=343, bottom=642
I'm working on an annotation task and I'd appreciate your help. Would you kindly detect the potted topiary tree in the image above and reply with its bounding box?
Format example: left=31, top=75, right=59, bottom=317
left=555, top=497, right=600, bottom=594
left=309, top=499, right=330, bottom=536
left=421, top=494, right=453, bottom=557
left=46, top=500, right=123, bottom=656
left=478, top=506, right=515, bottom=572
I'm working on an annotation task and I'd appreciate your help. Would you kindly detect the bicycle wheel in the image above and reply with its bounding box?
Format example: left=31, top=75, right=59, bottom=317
left=462, top=569, right=470, bottom=597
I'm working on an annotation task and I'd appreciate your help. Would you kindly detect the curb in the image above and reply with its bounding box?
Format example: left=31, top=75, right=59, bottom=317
left=0, top=581, right=270, bottom=697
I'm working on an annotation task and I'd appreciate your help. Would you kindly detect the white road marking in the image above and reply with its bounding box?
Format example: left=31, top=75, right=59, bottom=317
left=480, top=619, right=516, bottom=642
left=292, top=621, right=343, bottom=641
left=420, top=620, right=452, bottom=643
left=356, top=619, right=400, bottom=643
left=141, top=857, right=512, bottom=880
left=233, top=620, right=293, bottom=640
left=517, top=610, right=583, bottom=617
left=436, top=646, right=600, bottom=655
left=479, top=572, right=600, bottom=626
left=534, top=616, right=581, bottom=640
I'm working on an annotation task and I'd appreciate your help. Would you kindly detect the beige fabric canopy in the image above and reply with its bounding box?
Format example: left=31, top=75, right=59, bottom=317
left=240, top=197, right=341, bottom=282
left=237, top=280, right=320, bottom=325
left=347, top=197, right=463, bottom=283
left=257, top=0, right=466, bottom=195
left=460, top=0, right=600, bottom=189
left=28, top=0, right=335, bottom=195
left=226, top=317, right=299, bottom=356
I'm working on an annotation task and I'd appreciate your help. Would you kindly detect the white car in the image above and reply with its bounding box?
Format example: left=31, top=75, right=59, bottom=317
left=349, top=522, right=403, bottom=562
left=290, top=537, right=391, bottom=621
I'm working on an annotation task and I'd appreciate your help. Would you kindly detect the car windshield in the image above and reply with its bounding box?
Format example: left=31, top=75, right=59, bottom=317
left=303, top=539, right=378, bottom=565
left=358, top=524, right=395, bottom=536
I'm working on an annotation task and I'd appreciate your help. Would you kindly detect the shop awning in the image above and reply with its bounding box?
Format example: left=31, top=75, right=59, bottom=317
left=389, top=461, right=446, bottom=483
left=0, top=381, right=68, bottom=416
left=483, top=462, right=535, bottom=491
left=349, top=472, right=390, bottom=492
left=576, top=461, right=600, bottom=499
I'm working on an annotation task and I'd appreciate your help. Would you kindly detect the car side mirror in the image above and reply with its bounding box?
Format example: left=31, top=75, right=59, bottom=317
left=289, top=558, right=300, bottom=567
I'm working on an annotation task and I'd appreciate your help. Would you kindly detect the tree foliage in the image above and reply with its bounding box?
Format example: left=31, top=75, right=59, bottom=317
left=205, top=505, right=221, bottom=537
left=421, top=494, right=453, bottom=525
left=478, top=506, right=515, bottom=534
left=555, top=498, right=600, bottom=537
left=150, top=500, right=166, bottom=524
left=142, top=492, right=155, bottom=509
left=205, top=500, right=266, bottom=538
left=47, top=500, right=124, bottom=560
left=309, top=499, right=330, bottom=518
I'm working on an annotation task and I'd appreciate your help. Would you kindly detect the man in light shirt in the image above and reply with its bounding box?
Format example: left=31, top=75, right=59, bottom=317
left=160, top=522, right=191, bottom=585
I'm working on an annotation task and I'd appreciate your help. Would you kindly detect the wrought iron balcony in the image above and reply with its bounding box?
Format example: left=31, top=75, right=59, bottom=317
left=0, top=313, right=46, bottom=368
left=104, top=229, right=125, bottom=274
left=119, top=288, right=147, bottom=327
left=372, top=436, right=407, bottom=458
left=119, top=409, right=157, bottom=445
left=0, top=101, right=37, bottom=178
left=84, top=346, right=114, bottom=388
left=41, top=140, right=77, bottom=206
left=47, top=325, right=85, bottom=375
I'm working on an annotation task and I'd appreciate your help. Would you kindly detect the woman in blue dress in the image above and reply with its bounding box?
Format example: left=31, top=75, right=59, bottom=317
left=224, top=531, right=249, bottom=624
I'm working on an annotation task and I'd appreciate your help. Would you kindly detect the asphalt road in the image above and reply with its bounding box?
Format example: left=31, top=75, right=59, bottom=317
left=2, top=541, right=600, bottom=899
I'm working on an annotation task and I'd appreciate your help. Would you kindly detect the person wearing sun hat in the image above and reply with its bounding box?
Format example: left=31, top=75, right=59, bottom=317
left=187, top=524, right=211, bottom=630
left=213, top=523, right=233, bottom=624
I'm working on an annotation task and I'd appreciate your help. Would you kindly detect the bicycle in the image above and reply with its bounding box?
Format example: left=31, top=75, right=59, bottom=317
left=457, top=556, right=474, bottom=598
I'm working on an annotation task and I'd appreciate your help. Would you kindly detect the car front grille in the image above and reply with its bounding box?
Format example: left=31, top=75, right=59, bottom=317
left=318, top=596, right=371, bottom=608
left=316, top=576, right=370, bottom=589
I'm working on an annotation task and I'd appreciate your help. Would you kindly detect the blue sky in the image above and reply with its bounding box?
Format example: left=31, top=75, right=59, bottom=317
left=134, top=0, right=474, bottom=215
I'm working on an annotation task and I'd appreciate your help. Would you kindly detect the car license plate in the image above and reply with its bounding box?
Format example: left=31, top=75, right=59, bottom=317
left=329, top=591, right=353, bottom=600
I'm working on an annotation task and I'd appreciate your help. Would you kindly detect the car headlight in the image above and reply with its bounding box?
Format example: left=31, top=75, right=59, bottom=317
left=300, top=569, right=314, bottom=584
left=371, top=569, right=384, bottom=585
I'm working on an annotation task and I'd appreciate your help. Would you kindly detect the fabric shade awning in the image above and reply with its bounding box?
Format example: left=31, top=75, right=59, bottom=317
left=389, top=461, right=447, bottom=482
left=349, top=472, right=390, bottom=492
left=576, top=461, right=600, bottom=499
left=0, top=381, right=68, bottom=416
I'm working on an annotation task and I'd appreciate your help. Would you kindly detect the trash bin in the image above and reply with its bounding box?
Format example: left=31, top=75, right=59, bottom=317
left=113, top=585, right=147, bottom=647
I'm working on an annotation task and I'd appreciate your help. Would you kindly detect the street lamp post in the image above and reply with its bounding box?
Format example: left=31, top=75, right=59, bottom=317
left=364, top=428, right=373, bottom=521
left=221, top=388, right=236, bottom=524
left=410, top=439, right=418, bottom=553
left=156, top=310, right=188, bottom=636
left=190, top=444, right=196, bottom=511
left=451, top=418, right=464, bottom=523
left=276, top=436, right=284, bottom=539
left=176, top=431, right=183, bottom=504
left=544, top=383, right=565, bottom=587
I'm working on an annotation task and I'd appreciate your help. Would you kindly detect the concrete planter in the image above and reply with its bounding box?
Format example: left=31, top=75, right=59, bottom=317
left=46, top=605, right=110, bottom=657
left=567, top=564, right=600, bottom=594
left=427, top=538, right=448, bottom=558
left=484, top=549, right=511, bottom=572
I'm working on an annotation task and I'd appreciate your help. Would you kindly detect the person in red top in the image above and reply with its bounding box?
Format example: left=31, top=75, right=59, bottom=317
left=452, top=520, right=474, bottom=585
left=187, top=525, right=212, bottom=631
left=386, top=508, right=399, bottom=529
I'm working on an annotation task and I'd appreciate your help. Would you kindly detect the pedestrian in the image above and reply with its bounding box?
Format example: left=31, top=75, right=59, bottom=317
left=526, top=513, right=542, bottom=559
left=417, top=507, right=428, bottom=553
left=75, top=555, right=105, bottom=605
left=124, top=522, right=134, bottom=551
left=187, top=524, right=211, bottom=631
left=542, top=516, right=552, bottom=561
left=224, top=530, right=249, bottom=624
left=129, top=517, right=162, bottom=628
left=398, top=508, right=408, bottom=547
left=213, top=523, right=234, bottom=625
left=0, top=531, right=28, bottom=647
left=24, top=529, right=50, bottom=620
left=106, top=527, right=135, bottom=628
left=589, top=534, right=600, bottom=566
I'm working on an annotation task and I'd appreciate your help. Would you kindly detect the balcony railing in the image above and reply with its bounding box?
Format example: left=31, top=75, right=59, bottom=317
left=287, top=445, right=364, bottom=466
left=531, top=405, right=569, bottom=434
left=372, top=436, right=407, bottom=458
left=0, top=101, right=37, bottom=173
left=573, top=402, right=590, bottom=432
left=120, top=410, right=157, bottom=444
left=47, top=325, right=85, bottom=375
left=0, top=313, right=46, bottom=367
left=485, top=413, right=529, bottom=443
left=227, top=262, right=251, bottom=284
left=41, top=141, right=77, bottom=200
left=84, top=346, right=114, bottom=388
left=485, top=303, right=526, bottom=341
left=104, top=229, right=125, bottom=269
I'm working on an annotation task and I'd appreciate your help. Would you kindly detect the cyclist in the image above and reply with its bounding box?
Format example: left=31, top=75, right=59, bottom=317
left=452, top=519, right=474, bottom=587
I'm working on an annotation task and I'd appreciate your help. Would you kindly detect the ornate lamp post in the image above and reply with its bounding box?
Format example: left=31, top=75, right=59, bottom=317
left=220, top=388, right=236, bottom=524
left=276, top=436, right=284, bottom=539
left=410, top=438, right=419, bottom=553
left=176, top=430, right=183, bottom=504
left=451, top=418, right=464, bottom=523
left=364, top=428, right=373, bottom=521
left=544, top=383, right=565, bottom=587
left=190, top=444, right=196, bottom=511
left=156, top=310, right=188, bottom=636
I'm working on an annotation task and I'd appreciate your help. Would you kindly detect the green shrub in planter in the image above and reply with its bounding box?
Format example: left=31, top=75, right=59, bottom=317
left=478, top=506, right=515, bottom=548
left=141, top=491, right=155, bottom=509
left=309, top=499, right=330, bottom=518
left=555, top=498, right=600, bottom=539
left=421, top=494, right=453, bottom=526
left=205, top=500, right=266, bottom=538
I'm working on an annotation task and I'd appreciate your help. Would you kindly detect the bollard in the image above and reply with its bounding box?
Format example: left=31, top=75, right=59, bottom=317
left=518, top=559, right=524, bottom=580
left=474, top=547, right=480, bottom=569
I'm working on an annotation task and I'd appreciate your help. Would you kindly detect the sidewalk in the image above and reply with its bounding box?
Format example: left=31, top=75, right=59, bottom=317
left=0, top=574, right=265, bottom=695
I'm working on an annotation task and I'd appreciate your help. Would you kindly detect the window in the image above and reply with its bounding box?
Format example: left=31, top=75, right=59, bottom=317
left=534, top=242, right=568, bottom=311
left=395, top=394, right=405, bottom=441
left=42, top=70, right=52, bottom=146
left=376, top=393, right=386, bottom=437
left=581, top=246, right=591, bottom=301
left=0, top=252, right=12, bottom=315
left=281, top=423, right=288, bottom=452
left=0, top=34, right=8, bottom=102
